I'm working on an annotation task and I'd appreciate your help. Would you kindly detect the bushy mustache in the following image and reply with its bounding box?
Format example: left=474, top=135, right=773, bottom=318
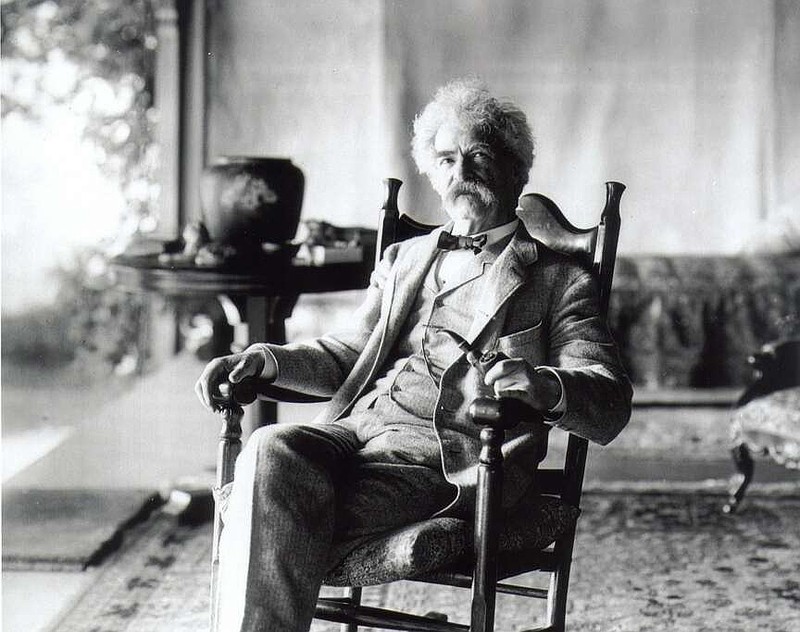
left=446, top=179, right=497, bottom=207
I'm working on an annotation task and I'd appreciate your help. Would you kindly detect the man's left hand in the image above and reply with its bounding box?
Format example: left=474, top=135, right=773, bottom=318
left=483, top=358, right=562, bottom=412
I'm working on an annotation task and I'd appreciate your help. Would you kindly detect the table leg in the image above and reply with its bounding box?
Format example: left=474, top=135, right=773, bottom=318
left=243, top=294, right=299, bottom=433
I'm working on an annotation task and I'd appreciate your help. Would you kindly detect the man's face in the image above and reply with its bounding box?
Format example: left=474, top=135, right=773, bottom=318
left=429, top=121, right=517, bottom=233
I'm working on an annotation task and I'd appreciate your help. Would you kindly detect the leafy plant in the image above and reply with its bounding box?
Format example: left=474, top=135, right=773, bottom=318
left=2, top=0, right=159, bottom=374
left=56, top=249, right=152, bottom=373
left=2, top=0, right=159, bottom=228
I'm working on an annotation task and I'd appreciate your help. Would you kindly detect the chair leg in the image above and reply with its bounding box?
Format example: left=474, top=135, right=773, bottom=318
left=543, top=525, right=577, bottom=632
left=723, top=443, right=755, bottom=514
left=210, top=406, right=244, bottom=632
left=340, top=587, right=362, bottom=632
left=544, top=568, right=568, bottom=632
left=470, top=426, right=504, bottom=632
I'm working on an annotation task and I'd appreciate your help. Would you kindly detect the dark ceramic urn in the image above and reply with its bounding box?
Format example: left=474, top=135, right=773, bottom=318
left=200, top=157, right=304, bottom=257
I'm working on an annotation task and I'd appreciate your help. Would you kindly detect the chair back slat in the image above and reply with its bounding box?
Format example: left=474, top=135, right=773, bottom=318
left=517, top=194, right=598, bottom=269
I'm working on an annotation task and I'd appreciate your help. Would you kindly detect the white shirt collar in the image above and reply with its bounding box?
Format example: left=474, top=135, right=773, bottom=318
left=451, top=218, right=519, bottom=247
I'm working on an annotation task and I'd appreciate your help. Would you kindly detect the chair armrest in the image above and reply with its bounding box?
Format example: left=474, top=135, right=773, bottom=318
left=219, top=377, right=331, bottom=406
left=468, top=396, right=545, bottom=430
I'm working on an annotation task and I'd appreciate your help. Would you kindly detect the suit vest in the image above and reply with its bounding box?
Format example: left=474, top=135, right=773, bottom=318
left=354, top=250, right=490, bottom=421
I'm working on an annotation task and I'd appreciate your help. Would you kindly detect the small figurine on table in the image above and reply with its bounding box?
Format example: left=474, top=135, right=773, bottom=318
left=159, top=222, right=237, bottom=267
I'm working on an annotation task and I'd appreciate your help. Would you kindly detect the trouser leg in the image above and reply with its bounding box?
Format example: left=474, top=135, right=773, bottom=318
left=326, top=460, right=457, bottom=571
left=217, top=423, right=361, bottom=632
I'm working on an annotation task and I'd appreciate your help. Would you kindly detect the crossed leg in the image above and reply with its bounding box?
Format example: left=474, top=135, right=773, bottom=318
left=216, top=422, right=454, bottom=632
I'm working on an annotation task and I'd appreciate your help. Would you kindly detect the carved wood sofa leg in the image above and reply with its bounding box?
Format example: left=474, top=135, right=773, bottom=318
left=723, top=443, right=755, bottom=514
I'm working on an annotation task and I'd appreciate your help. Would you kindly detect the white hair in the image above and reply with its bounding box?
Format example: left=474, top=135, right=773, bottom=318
left=411, top=78, right=535, bottom=195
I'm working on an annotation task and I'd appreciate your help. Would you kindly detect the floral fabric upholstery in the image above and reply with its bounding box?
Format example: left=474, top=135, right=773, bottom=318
left=732, top=387, right=800, bottom=469
left=608, top=255, right=799, bottom=388
left=324, top=495, right=580, bottom=587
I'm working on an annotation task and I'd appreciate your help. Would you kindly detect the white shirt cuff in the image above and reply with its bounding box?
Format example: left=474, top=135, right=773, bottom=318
left=245, top=343, right=279, bottom=382
left=535, top=366, right=566, bottom=421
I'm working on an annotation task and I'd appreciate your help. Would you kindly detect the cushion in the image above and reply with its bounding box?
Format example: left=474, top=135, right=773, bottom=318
left=732, top=386, right=800, bottom=469
left=324, top=495, right=580, bottom=587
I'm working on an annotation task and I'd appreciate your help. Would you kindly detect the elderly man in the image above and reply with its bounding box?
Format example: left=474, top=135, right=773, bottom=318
left=196, top=78, right=632, bottom=632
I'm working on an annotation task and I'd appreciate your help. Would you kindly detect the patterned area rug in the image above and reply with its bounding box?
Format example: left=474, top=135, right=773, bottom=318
left=55, top=492, right=800, bottom=632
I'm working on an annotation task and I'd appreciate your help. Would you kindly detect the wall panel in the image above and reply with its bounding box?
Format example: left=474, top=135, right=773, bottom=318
left=206, top=0, right=798, bottom=255
left=206, top=0, right=385, bottom=226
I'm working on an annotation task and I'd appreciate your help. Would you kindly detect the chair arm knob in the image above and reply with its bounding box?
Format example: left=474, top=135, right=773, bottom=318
left=218, top=379, right=259, bottom=406
left=469, top=397, right=544, bottom=430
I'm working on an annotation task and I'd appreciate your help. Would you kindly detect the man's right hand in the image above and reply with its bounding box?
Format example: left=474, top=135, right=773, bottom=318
left=194, top=348, right=276, bottom=411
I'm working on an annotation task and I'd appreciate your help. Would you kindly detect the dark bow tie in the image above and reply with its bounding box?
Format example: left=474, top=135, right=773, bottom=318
left=437, top=232, right=487, bottom=254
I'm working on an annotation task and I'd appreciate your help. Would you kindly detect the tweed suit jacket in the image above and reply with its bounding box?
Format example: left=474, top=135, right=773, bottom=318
left=257, top=222, right=632, bottom=514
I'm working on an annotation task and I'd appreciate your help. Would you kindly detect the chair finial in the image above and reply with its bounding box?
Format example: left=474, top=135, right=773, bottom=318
left=382, top=178, right=402, bottom=215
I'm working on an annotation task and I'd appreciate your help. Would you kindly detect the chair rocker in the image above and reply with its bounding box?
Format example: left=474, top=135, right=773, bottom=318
left=211, top=177, right=625, bottom=632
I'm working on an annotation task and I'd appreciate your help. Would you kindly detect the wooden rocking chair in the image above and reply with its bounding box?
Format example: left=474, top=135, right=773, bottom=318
left=211, top=178, right=625, bottom=631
